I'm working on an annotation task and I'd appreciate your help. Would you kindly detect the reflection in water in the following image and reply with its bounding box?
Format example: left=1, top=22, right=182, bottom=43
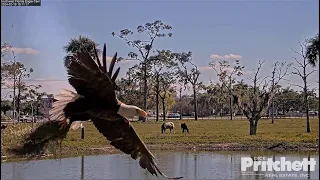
left=308, top=152, right=310, bottom=180
left=1, top=151, right=319, bottom=179
left=194, top=154, right=197, bottom=179
left=81, top=155, right=84, bottom=179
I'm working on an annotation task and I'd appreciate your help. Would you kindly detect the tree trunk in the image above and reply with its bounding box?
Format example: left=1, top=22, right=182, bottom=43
left=142, top=63, right=147, bottom=122
left=193, top=85, right=198, bottom=120
left=271, top=99, right=274, bottom=124
left=156, top=75, right=159, bottom=122
left=220, top=103, right=223, bottom=118
left=229, top=96, right=233, bottom=120
left=304, top=81, right=311, bottom=133
left=12, top=65, right=16, bottom=124
left=179, top=87, right=182, bottom=120
left=17, top=76, right=22, bottom=123
left=162, top=98, right=166, bottom=121
left=229, top=80, right=233, bottom=120
left=36, top=104, right=39, bottom=115
left=249, top=119, right=258, bottom=135
left=17, top=88, right=21, bottom=122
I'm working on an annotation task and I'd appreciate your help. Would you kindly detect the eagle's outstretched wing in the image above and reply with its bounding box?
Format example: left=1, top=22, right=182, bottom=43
left=92, top=114, right=183, bottom=179
left=92, top=44, right=120, bottom=90
left=65, top=46, right=118, bottom=104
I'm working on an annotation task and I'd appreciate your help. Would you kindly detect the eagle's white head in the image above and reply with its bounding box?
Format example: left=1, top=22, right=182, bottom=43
left=117, top=103, right=147, bottom=119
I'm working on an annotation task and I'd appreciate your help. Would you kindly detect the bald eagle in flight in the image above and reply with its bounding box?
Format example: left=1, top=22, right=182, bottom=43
left=48, top=44, right=182, bottom=179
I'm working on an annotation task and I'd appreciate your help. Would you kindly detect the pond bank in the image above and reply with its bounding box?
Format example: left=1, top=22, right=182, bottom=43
left=2, top=118, right=319, bottom=162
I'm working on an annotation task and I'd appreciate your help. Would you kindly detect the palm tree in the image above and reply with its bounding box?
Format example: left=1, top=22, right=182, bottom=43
left=306, top=34, right=319, bottom=67
left=63, top=35, right=100, bottom=68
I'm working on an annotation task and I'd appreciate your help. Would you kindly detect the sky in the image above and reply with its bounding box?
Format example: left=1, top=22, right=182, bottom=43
left=1, top=0, right=319, bottom=97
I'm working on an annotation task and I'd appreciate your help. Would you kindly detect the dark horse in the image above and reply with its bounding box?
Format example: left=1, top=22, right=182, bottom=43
left=181, top=123, right=189, bottom=133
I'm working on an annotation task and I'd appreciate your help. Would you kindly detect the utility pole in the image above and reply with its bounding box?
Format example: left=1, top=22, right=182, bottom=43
left=81, top=123, right=84, bottom=139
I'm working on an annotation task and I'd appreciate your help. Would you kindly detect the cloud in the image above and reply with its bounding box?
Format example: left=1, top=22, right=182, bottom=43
left=209, top=53, right=242, bottom=60
left=30, top=79, right=73, bottom=95
left=9, top=47, right=40, bottom=55
left=199, top=66, right=212, bottom=71
left=1, top=79, right=72, bottom=99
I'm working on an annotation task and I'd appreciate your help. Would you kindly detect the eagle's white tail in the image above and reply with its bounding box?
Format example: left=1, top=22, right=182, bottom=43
left=49, top=89, right=80, bottom=123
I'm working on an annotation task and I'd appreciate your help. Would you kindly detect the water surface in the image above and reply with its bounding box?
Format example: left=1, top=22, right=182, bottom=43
left=1, top=150, right=319, bottom=179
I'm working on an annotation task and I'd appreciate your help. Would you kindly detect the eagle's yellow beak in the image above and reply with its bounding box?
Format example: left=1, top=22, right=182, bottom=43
left=137, top=109, right=147, bottom=117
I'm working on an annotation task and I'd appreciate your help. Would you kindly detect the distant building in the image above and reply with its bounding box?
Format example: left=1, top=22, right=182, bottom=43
left=38, top=96, right=54, bottom=118
left=5, top=110, right=18, bottom=119
left=267, top=107, right=278, bottom=117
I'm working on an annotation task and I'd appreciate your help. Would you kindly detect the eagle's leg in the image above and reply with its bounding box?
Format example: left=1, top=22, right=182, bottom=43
left=59, top=118, right=68, bottom=130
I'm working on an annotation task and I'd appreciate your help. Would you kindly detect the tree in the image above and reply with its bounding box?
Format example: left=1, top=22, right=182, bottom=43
left=1, top=100, right=12, bottom=114
left=291, top=41, right=317, bottom=133
left=63, top=35, right=100, bottom=68
left=232, top=80, right=249, bottom=116
left=207, top=81, right=229, bottom=117
left=158, top=72, right=176, bottom=121
left=112, top=20, right=172, bottom=121
left=149, top=50, right=177, bottom=121
left=270, top=62, right=292, bottom=124
left=2, top=61, right=33, bottom=121
left=171, top=95, right=193, bottom=115
left=176, top=52, right=202, bottom=120
left=233, top=61, right=290, bottom=135
left=273, top=87, right=302, bottom=114
left=1, top=49, right=18, bottom=123
left=209, top=59, right=244, bottom=120
left=1, top=42, right=12, bottom=87
left=176, top=81, right=185, bottom=120
left=117, top=67, right=144, bottom=107
left=306, top=34, right=319, bottom=67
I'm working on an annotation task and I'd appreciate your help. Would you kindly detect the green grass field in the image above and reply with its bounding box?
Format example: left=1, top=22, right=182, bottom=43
left=1, top=118, right=319, bottom=159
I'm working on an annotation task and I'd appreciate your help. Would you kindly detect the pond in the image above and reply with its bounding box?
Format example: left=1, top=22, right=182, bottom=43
left=1, top=150, right=319, bottom=179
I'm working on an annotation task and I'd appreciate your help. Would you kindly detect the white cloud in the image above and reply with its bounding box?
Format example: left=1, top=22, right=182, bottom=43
left=209, top=53, right=242, bottom=60
left=32, top=79, right=74, bottom=95
left=9, top=47, right=40, bottom=55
